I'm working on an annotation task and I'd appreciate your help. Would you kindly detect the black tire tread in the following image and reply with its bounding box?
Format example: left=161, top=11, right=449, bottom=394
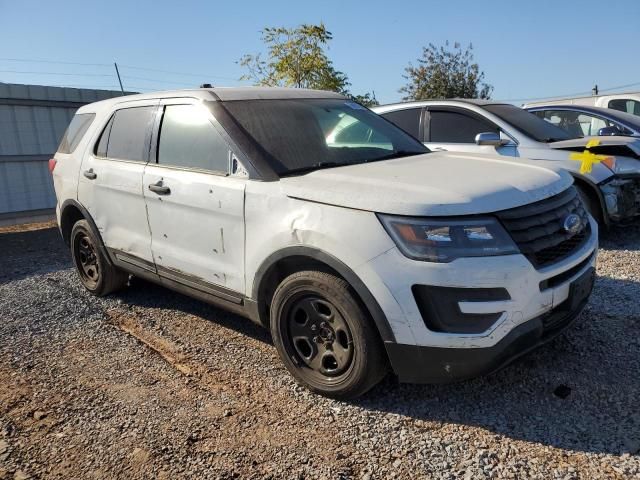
left=71, top=219, right=128, bottom=296
left=270, top=270, right=387, bottom=399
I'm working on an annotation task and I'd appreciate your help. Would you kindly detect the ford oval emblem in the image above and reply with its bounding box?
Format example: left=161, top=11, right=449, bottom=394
left=563, top=214, right=582, bottom=235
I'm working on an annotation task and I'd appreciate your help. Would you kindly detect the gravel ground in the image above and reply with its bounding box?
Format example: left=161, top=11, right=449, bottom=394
left=0, top=221, right=638, bottom=479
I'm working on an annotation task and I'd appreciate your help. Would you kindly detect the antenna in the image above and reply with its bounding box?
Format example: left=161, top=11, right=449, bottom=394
left=114, top=62, right=125, bottom=94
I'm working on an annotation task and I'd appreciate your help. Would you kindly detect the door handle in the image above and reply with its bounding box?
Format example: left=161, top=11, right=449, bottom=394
left=83, top=169, right=97, bottom=180
left=148, top=181, right=171, bottom=195
left=433, top=147, right=448, bottom=151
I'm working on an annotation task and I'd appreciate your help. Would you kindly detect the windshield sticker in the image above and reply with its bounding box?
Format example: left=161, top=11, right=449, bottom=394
left=344, top=101, right=367, bottom=110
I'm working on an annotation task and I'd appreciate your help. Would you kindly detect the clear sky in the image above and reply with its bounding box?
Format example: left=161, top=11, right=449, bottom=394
left=1, top=0, right=639, bottom=104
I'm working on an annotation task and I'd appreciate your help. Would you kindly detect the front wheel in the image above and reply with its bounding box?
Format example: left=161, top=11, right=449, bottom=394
left=270, top=270, right=387, bottom=399
left=70, top=219, right=128, bottom=296
left=576, top=184, right=603, bottom=224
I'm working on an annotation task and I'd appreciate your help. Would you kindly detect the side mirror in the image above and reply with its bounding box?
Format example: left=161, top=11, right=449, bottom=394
left=597, top=126, right=621, bottom=136
left=475, top=132, right=503, bottom=146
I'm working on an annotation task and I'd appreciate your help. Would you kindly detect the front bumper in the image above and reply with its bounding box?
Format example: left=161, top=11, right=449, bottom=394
left=385, top=267, right=594, bottom=383
left=600, top=175, right=640, bottom=223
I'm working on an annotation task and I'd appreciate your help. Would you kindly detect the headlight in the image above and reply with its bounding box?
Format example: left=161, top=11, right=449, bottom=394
left=378, top=215, right=519, bottom=262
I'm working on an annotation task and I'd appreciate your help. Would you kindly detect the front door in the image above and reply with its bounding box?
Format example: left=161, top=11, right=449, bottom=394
left=424, top=108, right=517, bottom=156
left=142, top=99, right=246, bottom=295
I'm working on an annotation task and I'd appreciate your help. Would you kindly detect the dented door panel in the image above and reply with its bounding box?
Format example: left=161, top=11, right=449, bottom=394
left=143, top=165, right=246, bottom=293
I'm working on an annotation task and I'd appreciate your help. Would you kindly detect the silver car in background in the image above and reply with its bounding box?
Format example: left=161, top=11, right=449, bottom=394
left=374, top=100, right=640, bottom=226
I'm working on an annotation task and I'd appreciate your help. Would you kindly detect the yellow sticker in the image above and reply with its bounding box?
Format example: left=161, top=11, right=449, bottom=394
left=570, top=139, right=612, bottom=174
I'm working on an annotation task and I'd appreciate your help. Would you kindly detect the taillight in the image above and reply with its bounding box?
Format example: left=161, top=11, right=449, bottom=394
left=48, top=158, right=57, bottom=173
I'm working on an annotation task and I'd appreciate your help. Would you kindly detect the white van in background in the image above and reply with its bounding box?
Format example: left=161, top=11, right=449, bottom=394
left=524, top=92, right=640, bottom=117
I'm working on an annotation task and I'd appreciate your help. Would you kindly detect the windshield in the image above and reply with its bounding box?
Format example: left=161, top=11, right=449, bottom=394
left=484, top=104, right=571, bottom=143
left=219, top=98, right=428, bottom=175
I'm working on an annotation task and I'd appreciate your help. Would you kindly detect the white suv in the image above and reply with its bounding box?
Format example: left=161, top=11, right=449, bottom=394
left=51, top=87, right=598, bottom=398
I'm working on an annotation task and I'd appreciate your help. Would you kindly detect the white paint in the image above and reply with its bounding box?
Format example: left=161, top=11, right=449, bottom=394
left=53, top=88, right=601, bottom=356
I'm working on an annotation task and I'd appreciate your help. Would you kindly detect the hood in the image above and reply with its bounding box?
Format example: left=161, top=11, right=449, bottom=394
left=280, top=152, right=573, bottom=216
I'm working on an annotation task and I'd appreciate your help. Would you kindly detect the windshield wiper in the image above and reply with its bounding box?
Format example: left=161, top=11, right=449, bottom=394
left=281, top=161, right=345, bottom=176
left=369, top=150, right=425, bottom=162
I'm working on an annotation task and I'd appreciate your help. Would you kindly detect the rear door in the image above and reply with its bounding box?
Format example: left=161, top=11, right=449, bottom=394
left=378, top=107, right=423, bottom=141
left=143, top=98, right=246, bottom=295
left=424, top=107, right=516, bottom=156
left=77, top=100, right=158, bottom=268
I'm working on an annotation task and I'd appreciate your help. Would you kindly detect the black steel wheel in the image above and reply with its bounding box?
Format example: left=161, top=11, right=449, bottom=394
left=74, top=229, right=100, bottom=289
left=70, top=219, right=128, bottom=296
left=270, top=270, right=387, bottom=399
left=286, top=295, right=355, bottom=377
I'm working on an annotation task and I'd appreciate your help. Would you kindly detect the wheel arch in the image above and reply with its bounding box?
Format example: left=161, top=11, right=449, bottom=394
left=251, top=246, right=396, bottom=343
left=569, top=173, right=609, bottom=227
left=59, top=199, right=114, bottom=263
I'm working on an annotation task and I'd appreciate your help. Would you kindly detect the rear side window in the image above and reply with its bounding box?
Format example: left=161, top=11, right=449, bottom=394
left=57, top=113, right=95, bottom=154
left=381, top=108, right=422, bottom=139
left=608, top=99, right=640, bottom=116
left=429, top=110, right=498, bottom=143
left=157, top=104, right=230, bottom=172
left=96, top=106, right=155, bottom=161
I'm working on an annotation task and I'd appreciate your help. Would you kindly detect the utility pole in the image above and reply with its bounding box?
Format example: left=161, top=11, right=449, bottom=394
left=114, top=62, right=125, bottom=95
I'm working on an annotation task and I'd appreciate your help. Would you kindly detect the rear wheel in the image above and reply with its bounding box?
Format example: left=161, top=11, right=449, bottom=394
left=270, top=270, right=387, bottom=399
left=70, top=219, right=128, bottom=296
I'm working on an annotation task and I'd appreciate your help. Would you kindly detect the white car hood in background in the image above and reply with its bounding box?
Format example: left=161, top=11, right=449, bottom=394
left=280, top=152, right=573, bottom=216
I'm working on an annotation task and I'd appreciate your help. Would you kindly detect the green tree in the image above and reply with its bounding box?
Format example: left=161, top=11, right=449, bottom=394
left=350, top=92, right=379, bottom=108
left=239, top=23, right=349, bottom=92
left=400, top=42, right=493, bottom=101
left=239, top=23, right=377, bottom=106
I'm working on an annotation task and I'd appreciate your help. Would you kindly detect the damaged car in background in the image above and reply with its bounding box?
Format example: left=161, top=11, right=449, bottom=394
left=374, top=100, right=640, bottom=226
left=51, top=87, right=597, bottom=398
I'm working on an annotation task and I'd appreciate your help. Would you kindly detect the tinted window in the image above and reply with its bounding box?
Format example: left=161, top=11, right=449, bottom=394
left=429, top=110, right=498, bottom=143
left=484, top=104, right=570, bottom=142
left=105, top=106, right=155, bottom=161
left=57, top=113, right=95, bottom=154
left=157, top=104, right=230, bottom=172
left=95, top=115, right=114, bottom=157
left=608, top=99, right=640, bottom=116
left=534, top=110, right=613, bottom=137
left=381, top=108, right=421, bottom=139
left=218, top=99, right=427, bottom=176
left=333, top=118, right=390, bottom=145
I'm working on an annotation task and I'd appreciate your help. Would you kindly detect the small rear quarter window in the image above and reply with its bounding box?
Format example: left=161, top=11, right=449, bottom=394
left=57, top=113, right=96, bottom=154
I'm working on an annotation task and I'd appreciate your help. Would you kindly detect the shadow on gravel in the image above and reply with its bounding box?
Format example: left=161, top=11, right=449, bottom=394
left=351, top=286, right=640, bottom=456
left=115, top=272, right=640, bottom=456
left=600, top=223, right=640, bottom=251
left=0, top=227, right=70, bottom=285
left=5, top=225, right=638, bottom=456
left=116, top=276, right=272, bottom=345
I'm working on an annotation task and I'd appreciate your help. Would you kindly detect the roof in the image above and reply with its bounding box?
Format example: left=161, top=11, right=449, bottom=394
left=77, top=86, right=346, bottom=113
left=374, top=98, right=507, bottom=113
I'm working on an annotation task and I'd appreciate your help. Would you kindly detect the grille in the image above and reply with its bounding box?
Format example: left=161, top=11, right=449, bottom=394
left=495, top=186, right=590, bottom=268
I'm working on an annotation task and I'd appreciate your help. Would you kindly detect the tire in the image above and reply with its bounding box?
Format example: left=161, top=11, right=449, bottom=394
left=270, top=270, right=387, bottom=399
left=70, top=219, right=128, bottom=296
left=575, top=184, right=603, bottom=224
